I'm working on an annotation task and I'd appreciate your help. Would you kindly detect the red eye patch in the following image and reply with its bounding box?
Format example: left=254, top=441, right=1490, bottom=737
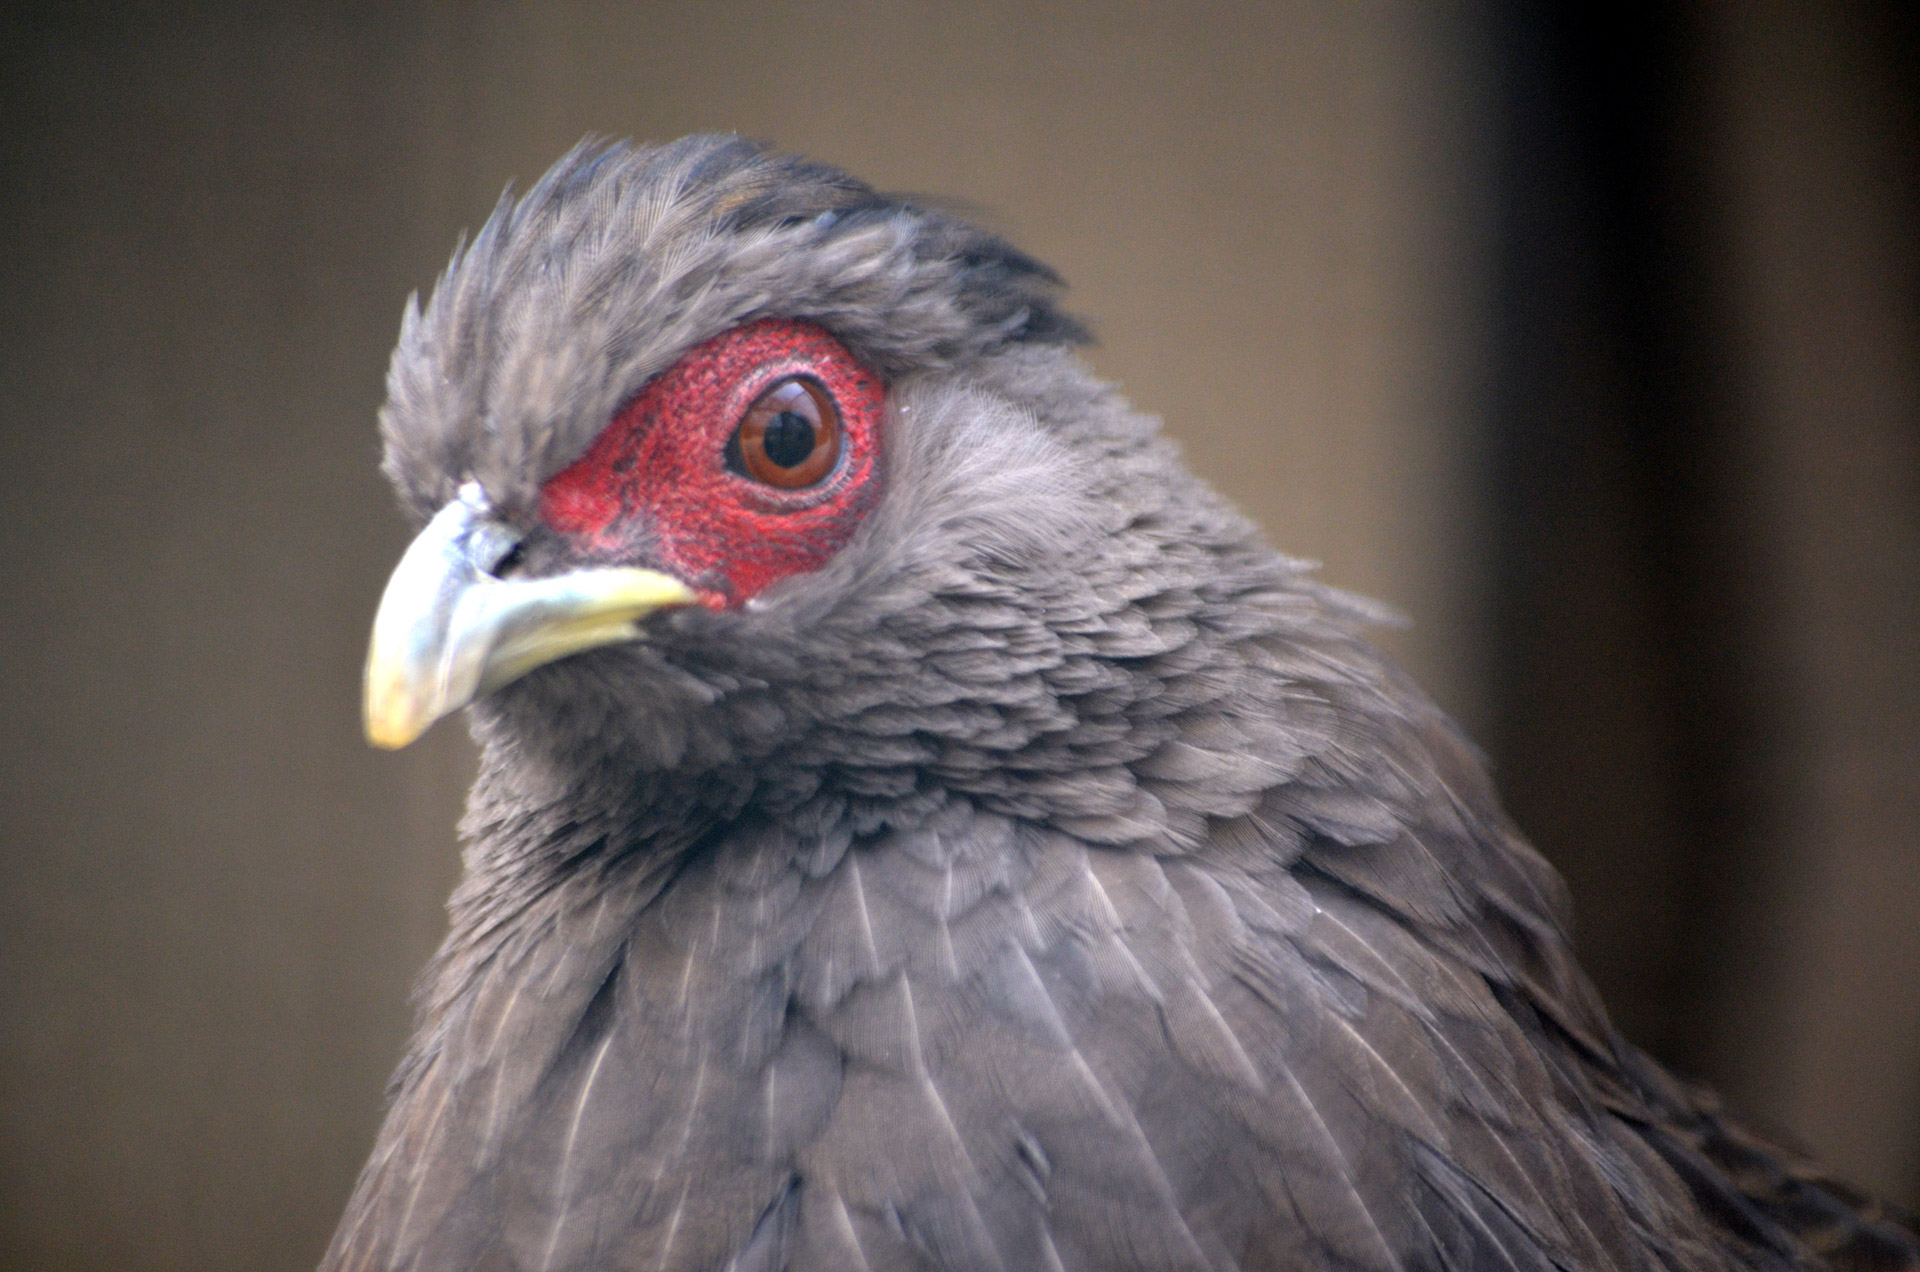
left=539, top=319, right=885, bottom=607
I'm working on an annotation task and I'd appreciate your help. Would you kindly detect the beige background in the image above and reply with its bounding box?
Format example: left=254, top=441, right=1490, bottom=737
left=1, top=4, right=1913, bottom=1270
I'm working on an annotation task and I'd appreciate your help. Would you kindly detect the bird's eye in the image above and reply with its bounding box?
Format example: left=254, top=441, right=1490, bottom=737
left=731, top=377, right=841, bottom=489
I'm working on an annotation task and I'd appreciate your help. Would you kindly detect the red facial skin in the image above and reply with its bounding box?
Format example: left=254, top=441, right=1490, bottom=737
left=539, top=319, right=885, bottom=607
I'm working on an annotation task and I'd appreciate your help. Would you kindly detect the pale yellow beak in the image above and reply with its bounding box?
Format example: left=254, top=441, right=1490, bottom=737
left=363, top=482, right=696, bottom=749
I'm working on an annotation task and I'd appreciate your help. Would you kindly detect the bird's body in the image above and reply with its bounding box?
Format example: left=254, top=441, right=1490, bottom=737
left=329, top=136, right=1918, bottom=1272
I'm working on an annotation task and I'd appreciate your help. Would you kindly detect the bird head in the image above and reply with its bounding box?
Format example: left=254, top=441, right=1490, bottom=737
left=365, top=135, right=1302, bottom=862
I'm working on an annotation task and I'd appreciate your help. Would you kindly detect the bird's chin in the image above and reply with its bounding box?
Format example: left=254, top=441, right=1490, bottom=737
left=463, top=640, right=732, bottom=775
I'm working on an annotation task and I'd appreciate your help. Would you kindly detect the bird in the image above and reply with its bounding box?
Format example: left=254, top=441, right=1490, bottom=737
left=327, top=134, right=1918, bottom=1272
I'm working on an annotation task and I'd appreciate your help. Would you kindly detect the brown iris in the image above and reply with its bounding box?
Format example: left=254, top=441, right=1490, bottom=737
left=734, top=377, right=841, bottom=489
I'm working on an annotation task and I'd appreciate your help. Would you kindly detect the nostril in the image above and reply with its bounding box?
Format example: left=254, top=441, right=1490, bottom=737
left=462, top=513, right=526, bottom=581
left=487, top=539, right=527, bottom=579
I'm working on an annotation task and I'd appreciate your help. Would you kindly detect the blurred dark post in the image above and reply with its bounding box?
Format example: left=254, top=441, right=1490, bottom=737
left=1488, top=0, right=1920, bottom=1203
left=1688, top=0, right=1920, bottom=1201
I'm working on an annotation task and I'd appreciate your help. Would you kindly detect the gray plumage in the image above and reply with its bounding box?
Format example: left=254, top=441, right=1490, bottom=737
left=326, top=135, right=1919, bottom=1272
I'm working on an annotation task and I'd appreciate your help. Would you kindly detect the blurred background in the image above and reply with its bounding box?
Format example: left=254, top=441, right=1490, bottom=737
left=2, top=2, right=1915, bottom=1268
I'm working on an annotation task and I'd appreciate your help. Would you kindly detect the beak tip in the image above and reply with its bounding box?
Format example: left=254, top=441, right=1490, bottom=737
left=364, top=703, right=430, bottom=750
left=365, top=724, right=419, bottom=751
left=363, top=663, right=439, bottom=750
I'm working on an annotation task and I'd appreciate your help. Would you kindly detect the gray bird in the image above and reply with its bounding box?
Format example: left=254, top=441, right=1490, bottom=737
left=328, top=136, right=1918, bottom=1272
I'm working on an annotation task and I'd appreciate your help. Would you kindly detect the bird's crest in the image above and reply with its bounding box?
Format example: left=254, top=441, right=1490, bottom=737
left=379, top=134, right=1087, bottom=528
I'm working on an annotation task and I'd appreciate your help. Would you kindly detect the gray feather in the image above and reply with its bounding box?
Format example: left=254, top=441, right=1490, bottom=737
left=326, top=136, right=1919, bottom=1272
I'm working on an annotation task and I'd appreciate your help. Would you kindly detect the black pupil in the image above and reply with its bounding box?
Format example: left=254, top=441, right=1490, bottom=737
left=762, top=411, right=816, bottom=468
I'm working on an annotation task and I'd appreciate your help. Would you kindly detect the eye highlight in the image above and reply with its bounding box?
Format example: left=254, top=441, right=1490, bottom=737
left=732, top=377, right=841, bottom=489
